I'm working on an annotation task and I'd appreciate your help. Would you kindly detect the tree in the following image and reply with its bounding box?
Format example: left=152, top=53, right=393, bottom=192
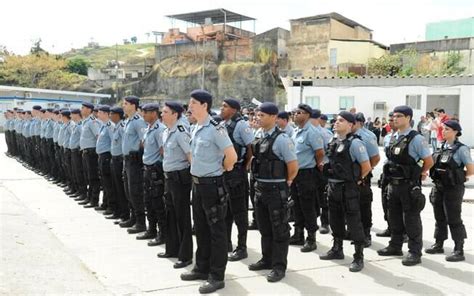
left=442, top=52, right=465, bottom=75
left=368, top=54, right=402, bottom=76
left=30, top=38, right=47, bottom=55
left=66, top=58, right=90, bottom=75
left=131, top=36, right=137, bottom=44
left=37, top=70, right=86, bottom=90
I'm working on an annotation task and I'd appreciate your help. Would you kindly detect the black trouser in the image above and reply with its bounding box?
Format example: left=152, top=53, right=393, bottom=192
left=292, top=168, right=319, bottom=233
left=224, top=166, right=249, bottom=249
left=388, top=181, right=423, bottom=256
left=44, top=139, right=54, bottom=175
left=380, top=180, right=390, bottom=227
left=71, top=149, right=87, bottom=196
left=40, top=138, right=48, bottom=173
left=52, top=143, right=61, bottom=180
left=63, top=148, right=74, bottom=190
left=5, top=130, right=11, bottom=153
left=249, top=172, right=257, bottom=221
left=164, top=169, right=193, bottom=261
left=10, top=131, right=17, bottom=156
left=143, top=163, right=166, bottom=231
left=98, top=152, right=115, bottom=210
left=316, top=173, right=329, bottom=226
left=430, top=184, right=467, bottom=242
left=191, top=175, right=228, bottom=281
left=255, top=181, right=290, bottom=271
left=111, top=155, right=129, bottom=219
left=124, top=152, right=144, bottom=224
left=358, top=177, right=373, bottom=236
left=82, top=148, right=100, bottom=205
left=327, top=182, right=365, bottom=243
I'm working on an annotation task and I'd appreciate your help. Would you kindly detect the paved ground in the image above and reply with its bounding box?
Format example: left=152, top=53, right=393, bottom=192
left=1, top=134, right=473, bottom=295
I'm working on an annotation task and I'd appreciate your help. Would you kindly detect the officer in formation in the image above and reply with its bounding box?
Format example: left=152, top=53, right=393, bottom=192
left=69, top=108, right=87, bottom=200
left=276, top=111, right=294, bottom=138
left=288, top=103, right=324, bottom=252
left=180, top=90, right=237, bottom=294
left=377, top=105, right=433, bottom=266
left=427, top=120, right=473, bottom=261
left=219, top=98, right=254, bottom=261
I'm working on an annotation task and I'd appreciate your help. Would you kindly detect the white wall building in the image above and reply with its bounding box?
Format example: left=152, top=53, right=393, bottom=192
left=286, top=75, right=474, bottom=146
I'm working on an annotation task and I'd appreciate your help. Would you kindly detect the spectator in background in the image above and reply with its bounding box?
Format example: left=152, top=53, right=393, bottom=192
left=424, top=112, right=438, bottom=151
left=365, top=117, right=373, bottom=131
left=381, top=117, right=388, bottom=138
left=435, top=108, right=450, bottom=144
left=349, top=107, right=357, bottom=114
left=372, top=117, right=382, bottom=145
left=418, top=115, right=430, bottom=143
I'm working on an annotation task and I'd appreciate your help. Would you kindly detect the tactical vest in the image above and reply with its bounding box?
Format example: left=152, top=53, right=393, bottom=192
left=324, top=133, right=360, bottom=182
left=385, top=130, right=421, bottom=180
left=251, top=129, right=287, bottom=180
left=430, top=141, right=466, bottom=186
left=226, top=115, right=245, bottom=162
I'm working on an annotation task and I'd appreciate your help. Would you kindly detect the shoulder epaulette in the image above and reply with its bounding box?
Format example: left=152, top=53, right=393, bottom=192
left=133, top=114, right=140, bottom=120
left=210, top=119, right=219, bottom=126
left=120, top=122, right=125, bottom=127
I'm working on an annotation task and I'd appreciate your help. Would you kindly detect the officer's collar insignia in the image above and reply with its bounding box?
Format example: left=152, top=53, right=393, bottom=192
left=178, top=125, right=185, bottom=132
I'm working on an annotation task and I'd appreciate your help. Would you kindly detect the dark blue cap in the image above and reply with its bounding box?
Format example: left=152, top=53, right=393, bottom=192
left=257, top=102, right=279, bottom=115
left=61, top=110, right=71, bottom=117
left=443, top=120, right=462, bottom=132
left=53, top=109, right=60, bottom=114
left=311, top=109, right=321, bottom=119
left=110, top=106, right=124, bottom=115
left=32, top=105, right=42, bottom=110
left=297, top=103, right=313, bottom=115
left=40, top=109, right=46, bottom=113
left=142, top=103, right=160, bottom=112
left=338, top=111, right=356, bottom=124
left=124, top=96, right=140, bottom=106
left=277, top=111, right=289, bottom=120
left=393, top=105, right=413, bottom=118
left=355, top=112, right=366, bottom=123
left=98, top=105, right=110, bottom=113
left=46, top=108, right=54, bottom=113
left=93, top=105, right=99, bottom=112
left=320, top=114, right=328, bottom=121
left=71, top=109, right=81, bottom=115
left=190, top=89, right=212, bottom=104
left=164, top=101, right=184, bottom=114
left=82, top=102, right=94, bottom=109
left=223, top=98, right=241, bottom=110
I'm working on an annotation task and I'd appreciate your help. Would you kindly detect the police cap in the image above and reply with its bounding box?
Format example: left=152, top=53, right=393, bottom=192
left=164, top=101, right=184, bottom=114
left=257, top=102, right=279, bottom=115
left=142, top=103, right=160, bottom=112
left=338, top=111, right=356, bottom=124
left=277, top=111, right=289, bottom=120
left=393, top=105, right=413, bottom=118
left=223, top=98, right=241, bottom=110
left=311, top=109, right=321, bottom=119
left=82, top=102, right=94, bottom=110
left=190, top=89, right=212, bottom=105
left=297, top=103, right=313, bottom=115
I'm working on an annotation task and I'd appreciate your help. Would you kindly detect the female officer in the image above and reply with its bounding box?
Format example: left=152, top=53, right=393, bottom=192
left=426, top=120, right=474, bottom=262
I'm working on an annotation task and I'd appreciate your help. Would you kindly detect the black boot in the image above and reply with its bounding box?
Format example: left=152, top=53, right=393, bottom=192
left=364, top=228, right=372, bottom=248
left=446, top=240, right=465, bottom=262
left=376, top=228, right=391, bottom=237
left=289, top=227, right=304, bottom=246
left=319, top=224, right=330, bottom=235
left=349, top=243, right=364, bottom=272
left=301, top=231, right=317, bottom=253
left=119, top=217, right=136, bottom=228
left=136, top=229, right=157, bottom=240
left=148, top=229, right=165, bottom=246
left=425, top=240, right=444, bottom=254
left=320, top=238, right=344, bottom=260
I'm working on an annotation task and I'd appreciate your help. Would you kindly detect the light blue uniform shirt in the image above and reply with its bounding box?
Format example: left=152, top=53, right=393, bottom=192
left=29, top=118, right=38, bottom=136
left=355, top=128, right=379, bottom=158
left=349, top=137, right=370, bottom=163
left=293, top=121, right=323, bottom=169
left=163, top=121, right=191, bottom=172
left=80, top=115, right=100, bottom=150
left=58, top=121, right=68, bottom=147
left=281, top=124, right=295, bottom=138
left=69, top=121, right=82, bottom=149
left=393, top=128, right=431, bottom=161
left=44, top=119, right=54, bottom=139
left=111, top=120, right=125, bottom=156
left=316, top=125, right=333, bottom=149
left=53, top=121, right=62, bottom=143
left=142, top=120, right=165, bottom=165
left=190, top=115, right=233, bottom=177
left=442, top=142, right=473, bottom=167
left=22, top=120, right=32, bottom=137
left=224, top=118, right=254, bottom=162
left=96, top=120, right=113, bottom=154
left=256, top=126, right=297, bottom=182
left=61, top=121, right=73, bottom=148
left=122, top=112, right=147, bottom=156
left=40, top=119, right=46, bottom=138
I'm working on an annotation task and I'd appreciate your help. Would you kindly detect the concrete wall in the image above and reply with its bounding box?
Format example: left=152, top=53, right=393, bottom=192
left=328, top=40, right=387, bottom=65
left=330, top=19, right=371, bottom=40
left=155, top=41, right=219, bottom=62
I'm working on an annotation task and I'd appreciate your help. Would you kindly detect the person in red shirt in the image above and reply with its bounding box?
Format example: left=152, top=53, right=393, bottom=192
left=435, top=108, right=450, bottom=143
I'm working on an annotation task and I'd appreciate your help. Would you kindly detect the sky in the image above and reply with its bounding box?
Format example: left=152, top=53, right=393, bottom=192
left=1, top=0, right=473, bottom=55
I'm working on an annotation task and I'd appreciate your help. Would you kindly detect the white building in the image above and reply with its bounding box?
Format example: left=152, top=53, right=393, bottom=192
left=286, top=75, right=474, bottom=146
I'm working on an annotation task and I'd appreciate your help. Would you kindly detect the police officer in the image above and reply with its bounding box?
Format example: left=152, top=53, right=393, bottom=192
left=320, top=111, right=371, bottom=272
left=121, top=96, right=147, bottom=232
left=159, top=101, right=193, bottom=268
left=220, top=98, right=254, bottom=261
left=426, top=120, right=473, bottom=262
left=109, top=107, right=130, bottom=222
left=288, top=103, right=324, bottom=252
left=51, top=109, right=63, bottom=185
left=96, top=105, right=115, bottom=214
left=79, top=102, right=101, bottom=208
left=377, top=105, right=433, bottom=266
left=69, top=109, right=87, bottom=200
left=276, top=111, right=294, bottom=138
left=138, top=103, right=167, bottom=244
left=180, top=90, right=237, bottom=294
left=43, top=109, right=56, bottom=180
left=248, top=102, right=297, bottom=283
left=353, top=112, right=380, bottom=247
left=61, top=110, right=75, bottom=196
left=4, top=111, right=13, bottom=157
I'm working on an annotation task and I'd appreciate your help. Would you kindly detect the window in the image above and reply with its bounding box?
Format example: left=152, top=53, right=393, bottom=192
left=339, top=96, right=354, bottom=110
left=125, top=73, right=132, bottom=79
left=373, top=102, right=386, bottom=110
left=305, top=96, right=320, bottom=109
left=330, top=48, right=337, bottom=67
left=406, top=95, right=421, bottom=109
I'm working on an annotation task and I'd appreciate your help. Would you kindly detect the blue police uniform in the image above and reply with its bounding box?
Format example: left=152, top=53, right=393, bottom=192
left=163, top=122, right=191, bottom=172
left=122, top=112, right=146, bottom=156
left=80, top=115, right=100, bottom=150
left=282, top=124, right=295, bottom=138
left=96, top=120, right=113, bottom=154
left=142, top=120, right=165, bottom=165
left=111, top=120, right=125, bottom=157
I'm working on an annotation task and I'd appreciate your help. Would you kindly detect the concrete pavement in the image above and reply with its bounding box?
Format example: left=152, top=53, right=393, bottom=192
left=1, top=135, right=473, bottom=295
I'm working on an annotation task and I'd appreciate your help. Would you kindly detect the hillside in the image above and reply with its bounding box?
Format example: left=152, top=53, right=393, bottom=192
left=62, top=43, right=155, bottom=68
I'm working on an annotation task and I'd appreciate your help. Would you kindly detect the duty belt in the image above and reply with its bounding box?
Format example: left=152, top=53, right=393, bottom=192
left=192, top=175, right=223, bottom=185
left=389, top=178, right=412, bottom=185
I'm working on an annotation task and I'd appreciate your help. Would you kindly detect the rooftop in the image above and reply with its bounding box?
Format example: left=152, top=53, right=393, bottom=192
left=291, top=12, right=372, bottom=32
left=166, top=8, right=256, bottom=25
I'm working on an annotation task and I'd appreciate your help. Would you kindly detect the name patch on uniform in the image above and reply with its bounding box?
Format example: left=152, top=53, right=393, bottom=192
left=394, top=147, right=401, bottom=155
left=337, top=144, right=344, bottom=152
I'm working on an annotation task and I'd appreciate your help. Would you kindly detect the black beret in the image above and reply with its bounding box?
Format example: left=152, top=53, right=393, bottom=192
left=223, top=98, right=241, bottom=110
left=277, top=111, right=289, bottom=120
left=32, top=105, right=42, bottom=110
left=190, top=89, right=212, bottom=104
left=355, top=112, right=366, bottom=123
left=320, top=114, right=328, bottom=121
left=46, top=108, right=54, bottom=113
left=70, top=109, right=81, bottom=115
left=98, top=105, right=110, bottom=113
left=311, top=109, right=321, bottom=119
left=338, top=111, right=356, bottom=124
left=393, top=105, right=413, bottom=118
left=53, top=109, right=60, bottom=115
left=164, top=101, right=184, bottom=114
left=61, top=110, right=71, bottom=117
left=93, top=105, right=99, bottom=112
left=124, top=96, right=140, bottom=106
left=142, top=103, right=160, bottom=112
left=110, top=106, right=124, bottom=115
left=443, top=120, right=462, bottom=133
left=40, top=109, right=46, bottom=113
left=257, top=102, right=279, bottom=115
left=26, top=111, right=31, bottom=115
left=82, top=102, right=94, bottom=109
left=297, top=103, right=313, bottom=115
